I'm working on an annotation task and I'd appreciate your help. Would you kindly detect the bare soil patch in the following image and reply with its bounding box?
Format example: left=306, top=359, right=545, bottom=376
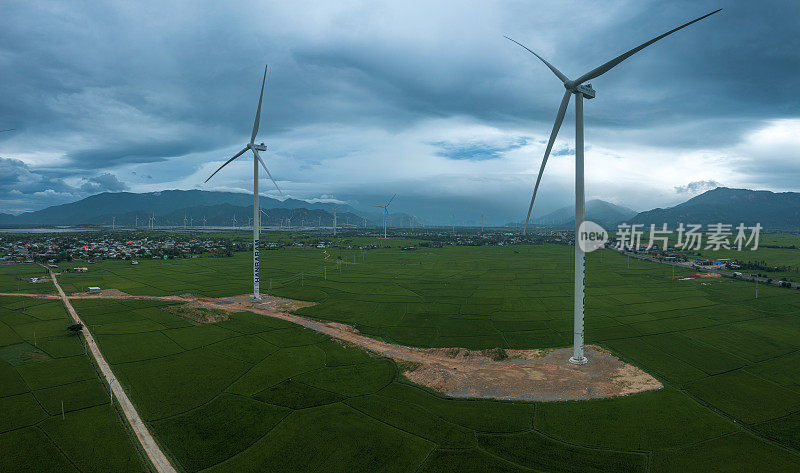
left=276, top=300, right=316, bottom=313
left=163, top=304, right=229, bottom=324
left=204, top=295, right=662, bottom=401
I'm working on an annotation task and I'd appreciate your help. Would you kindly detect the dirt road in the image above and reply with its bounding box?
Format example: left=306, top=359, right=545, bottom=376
left=41, top=267, right=177, bottom=473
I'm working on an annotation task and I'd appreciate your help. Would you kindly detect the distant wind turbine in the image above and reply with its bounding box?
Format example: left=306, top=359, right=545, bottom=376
left=333, top=206, right=340, bottom=236
left=506, top=8, right=721, bottom=364
left=374, top=194, right=396, bottom=239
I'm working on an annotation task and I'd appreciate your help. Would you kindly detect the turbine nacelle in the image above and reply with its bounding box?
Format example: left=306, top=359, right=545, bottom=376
left=251, top=143, right=267, bottom=151
left=563, top=81, right=596, bottom=98
left=575, top=83, right=596, bottom=99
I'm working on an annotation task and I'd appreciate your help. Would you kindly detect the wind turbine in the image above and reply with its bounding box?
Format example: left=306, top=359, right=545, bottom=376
left=204, top=64, right=283, bottom=300
left=506, top=8, right=720, bottom=364
left=332, top=206, right=340, bottom=236
left=374, top=194, right=395, bottom=239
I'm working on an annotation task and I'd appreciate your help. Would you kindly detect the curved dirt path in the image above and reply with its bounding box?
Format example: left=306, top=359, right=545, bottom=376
left=50, top=290, right=661, bottom=400
left=4, top=287, right=661, bottom=401
left=40, top=268, right=177, bottom=473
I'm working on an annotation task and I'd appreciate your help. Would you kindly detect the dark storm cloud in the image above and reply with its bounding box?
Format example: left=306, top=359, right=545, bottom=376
left=434, top=138, right=528, bottom=161
left=0, top=0, right=798, bottom=218
left=0, top=158, right=75, bottom=195
left=0, top=157, right=128, bottom=212
left=80, top=172, right=129, bottom=193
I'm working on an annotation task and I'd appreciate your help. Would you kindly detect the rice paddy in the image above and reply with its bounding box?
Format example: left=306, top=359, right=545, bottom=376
left=2, top=236, right=800, bottom=471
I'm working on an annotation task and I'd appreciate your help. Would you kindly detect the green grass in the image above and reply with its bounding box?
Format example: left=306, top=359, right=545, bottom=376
left=478, top=430, right=648, bottom=473
left=4, top=238, right=800, bottom=471
left=0, top=294, right=149, bottom=472
left=150, top=394, right=290, bottom=472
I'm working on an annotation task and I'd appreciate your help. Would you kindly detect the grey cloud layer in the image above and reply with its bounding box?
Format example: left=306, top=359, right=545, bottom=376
left=0, top=0, right=798, bottom=218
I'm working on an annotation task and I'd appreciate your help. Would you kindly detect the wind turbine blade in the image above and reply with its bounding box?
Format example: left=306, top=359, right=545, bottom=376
left=504, top=36, right=569, bottom=84
left=204, top=147, right=248, bottom=182
left=523, top=89, right=571, bottom=233
left=573, top=9, right=721, bottom=85
left=386, top=193, right=396, bottom=206
left=252, top=148, right=284, bottom=197
left=251, top=64, right=268, bottom=144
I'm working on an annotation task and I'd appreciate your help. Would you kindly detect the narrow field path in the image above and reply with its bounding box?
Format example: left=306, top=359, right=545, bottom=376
left=40, top=267, right=177, bottom=473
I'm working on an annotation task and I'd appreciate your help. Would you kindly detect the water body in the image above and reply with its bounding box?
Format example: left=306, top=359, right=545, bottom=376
left=0, top=228, right=97, bottom=233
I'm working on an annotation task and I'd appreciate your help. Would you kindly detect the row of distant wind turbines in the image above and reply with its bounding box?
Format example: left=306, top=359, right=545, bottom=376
left=201, top=9, right=721, bottom=366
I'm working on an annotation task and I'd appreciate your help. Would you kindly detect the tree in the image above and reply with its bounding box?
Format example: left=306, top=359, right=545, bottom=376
left=67, top=323, right=83, bottom=335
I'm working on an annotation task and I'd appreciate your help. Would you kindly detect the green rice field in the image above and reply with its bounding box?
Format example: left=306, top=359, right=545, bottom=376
left=3, top=238, right=800, bottom=471
left=0, top=295, right=149, bottom=472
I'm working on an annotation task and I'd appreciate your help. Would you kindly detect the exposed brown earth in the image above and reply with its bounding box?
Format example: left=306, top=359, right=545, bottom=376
left=3, top=290, right=662, bottom=402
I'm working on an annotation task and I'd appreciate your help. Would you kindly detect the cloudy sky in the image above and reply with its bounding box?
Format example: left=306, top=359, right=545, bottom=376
left=1, top=0, right=798, bottom=224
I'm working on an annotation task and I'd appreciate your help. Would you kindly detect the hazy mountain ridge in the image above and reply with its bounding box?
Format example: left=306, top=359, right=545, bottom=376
left=628, top=187, right=800, bottom=230
left=532, top=199, right=638, bottom=229
left=3, top=187, right=798, bottom=230
left=0, top=190, right=361, bottom=226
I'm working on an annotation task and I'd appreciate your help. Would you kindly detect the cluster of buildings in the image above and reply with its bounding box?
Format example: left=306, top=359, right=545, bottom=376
left=0, top=235, right=236, bottom=263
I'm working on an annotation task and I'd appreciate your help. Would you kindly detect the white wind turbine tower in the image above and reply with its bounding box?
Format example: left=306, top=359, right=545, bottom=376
left=374, top=194, right=395, bottom=239
left=204, top=64, right=283, bottom=300
left=332, top=206, right=340, bottom=236
left=507, top=9, right=720, bottom=364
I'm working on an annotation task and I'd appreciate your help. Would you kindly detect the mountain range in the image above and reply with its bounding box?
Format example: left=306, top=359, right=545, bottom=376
left=0, top=190, right=418, bottom=228
left=628, top=187, right=800, bottom=230
left=1, top=187, right=798, bottom=230
left=532, top=200, right=638, bottom=229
